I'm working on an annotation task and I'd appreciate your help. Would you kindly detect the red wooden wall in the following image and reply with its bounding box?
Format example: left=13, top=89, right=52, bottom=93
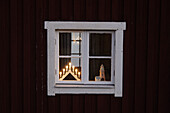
left=1, top=0, right=170, bottom=113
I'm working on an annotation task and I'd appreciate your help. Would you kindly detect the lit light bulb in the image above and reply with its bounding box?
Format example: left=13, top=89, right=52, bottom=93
left=78, top=72, right=81, bottom=78
left=63, top=69, right=65, bottom=74
left=69, top=62, right=71, bottom=70
left=66, top=65, right=68, bottom=71
left=75, top=69, right=78, bottom=75
left=59, top=72, right=62, bottom=78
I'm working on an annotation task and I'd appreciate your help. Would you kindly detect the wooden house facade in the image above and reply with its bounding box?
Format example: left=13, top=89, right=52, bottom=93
left=1, top=0, right=170, bottom=113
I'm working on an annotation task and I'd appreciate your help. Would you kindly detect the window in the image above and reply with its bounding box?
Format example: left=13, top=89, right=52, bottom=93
left=45, top=22, right=126, bottom=97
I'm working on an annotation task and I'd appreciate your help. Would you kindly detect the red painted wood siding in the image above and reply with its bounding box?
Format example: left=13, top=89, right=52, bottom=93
left=0, top=0, right=170, bottom=113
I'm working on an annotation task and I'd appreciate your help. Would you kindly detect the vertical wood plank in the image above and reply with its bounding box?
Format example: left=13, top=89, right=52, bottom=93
left=0, top=0, right=11, bottom=113
left=10, top=0, right=23, bottom=113
left=48, top=0, right=60, bottom=113
left=98, top=0, right=111, bottom=21
left=49, top=0, right=61, bottom=20
left=84, top=95, right=97, bottom=113
left=86, top=0, right=98, bottom=21
left=134, top=0, right=148, bottom=113
left=60, top=95, right=72, bottom=113
left=97, top=95, right=111, bottom=113
left=122, top=0, right=136, bottom=113
left=23, top=0, right=36, bottom=112
left=61, top=0, right=74, bottom=20
left=74, top=0, right=86, bottom=20
left=30, top=1, right=37, bottom=112
left=36, top=0, right=48, bottom=112
left=112, top=0, right=124, bottom=21
left=23, top=0, right=30, bottom=112
left=47, top=96, right=58, bottom=113
left=72, top=95, right=84, bottom=113
left=111, top=96, right=122, bottom=113
left=158, top=0, right=170, bottom=113
left=146, top=0, right=161, bottom=113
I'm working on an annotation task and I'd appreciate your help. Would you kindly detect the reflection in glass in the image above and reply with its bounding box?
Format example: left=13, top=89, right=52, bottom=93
left=59, top=58, right=81, bottom=81
left=89, top=33, right=111, bottom=56
left=59, top=32, right=82, bottom=56
left=89, top=59, right=111, bottom=81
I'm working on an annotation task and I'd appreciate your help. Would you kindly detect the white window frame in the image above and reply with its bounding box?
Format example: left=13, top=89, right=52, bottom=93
left=45, top=21, right=126, bottom=97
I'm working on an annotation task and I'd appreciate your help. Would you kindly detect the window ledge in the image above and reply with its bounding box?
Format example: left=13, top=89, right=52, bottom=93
left=49, top=85, right=115, bottom=95
left=55, top=84, right=114, bottom=88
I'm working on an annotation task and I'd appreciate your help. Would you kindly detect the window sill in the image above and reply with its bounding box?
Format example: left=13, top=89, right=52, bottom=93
left=50, top=84, right=115, bottom=94
left=55, top=84, right=114, bottom=88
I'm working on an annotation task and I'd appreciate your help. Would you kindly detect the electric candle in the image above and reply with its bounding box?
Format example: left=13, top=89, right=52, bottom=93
left=75, top=69, right=78, bottom=75
left=78, top=72, right=81, bottom=78
left=69, top=62, right=71, bottom=70
left=63, top=69, right=65, bottom=74
left=59, top=72, right=62, bottom=78
left=66, top=65, right=68, bottom=72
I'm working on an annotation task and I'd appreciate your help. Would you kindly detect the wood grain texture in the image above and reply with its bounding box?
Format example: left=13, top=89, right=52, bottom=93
left=60, top=95, right=72, bottom=113
left=146, top=0, right=161, bottom=113
left=72, top=95, right=84, bottom=113
left=122, top=0, right=136, bottom=113
left=98, top=0, right=111, bottom=21
left=97, top=95, right=111, bottom=113
left=84, top=95, right=97, bottom=113
left=61, top=0, right=74, bottom=20
left=86, top=0, right=98, bottom=21
left=134, top=0, right=148, bottom=112
left=112, top=0, right=124, bottom=21
left=49, top=0, right=61, bottom=20
left=23, top=0, right=33, bottom=112
left=35, top=0, right=48, bottom=113
left=74, top=0, right=86, bottom=20
left=111, top=96, right=122, bottom=113
left=158, top=0, right=170, bottom=113
left=10, top=0, right=23, bottom=113
left=0, top=0, right=10, bottom=113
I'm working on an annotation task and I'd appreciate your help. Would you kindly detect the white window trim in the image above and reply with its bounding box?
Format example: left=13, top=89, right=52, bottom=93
left=45, top=21, right=126, bottom=97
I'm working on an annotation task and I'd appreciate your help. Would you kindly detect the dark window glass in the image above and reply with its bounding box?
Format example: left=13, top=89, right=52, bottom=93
left=89, top=33, right=111, bottom=56
left=59, top=32, right=81, bottom=56
left=89, top=59, right=111, bottom=81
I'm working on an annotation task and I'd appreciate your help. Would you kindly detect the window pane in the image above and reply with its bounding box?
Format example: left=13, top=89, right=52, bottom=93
left=59, top=32, right=82, bottom=56
left=89, top=59, right=111, bottom=81
left=89, top=33, right=111, bottom=56
left=59, top=58, right=81, bottom=81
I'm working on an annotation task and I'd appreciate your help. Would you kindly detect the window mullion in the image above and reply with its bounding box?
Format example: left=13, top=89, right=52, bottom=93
left=82, top=31, right=88, bottom=84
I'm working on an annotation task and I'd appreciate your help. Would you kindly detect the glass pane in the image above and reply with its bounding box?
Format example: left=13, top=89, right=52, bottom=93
left=59, top=32, right=82, bottom=56
left=89, top=59, right=111, bottom=81
left=89, top=33, right=111, bottom=56
left=59, top=58, right=81, bottom=81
